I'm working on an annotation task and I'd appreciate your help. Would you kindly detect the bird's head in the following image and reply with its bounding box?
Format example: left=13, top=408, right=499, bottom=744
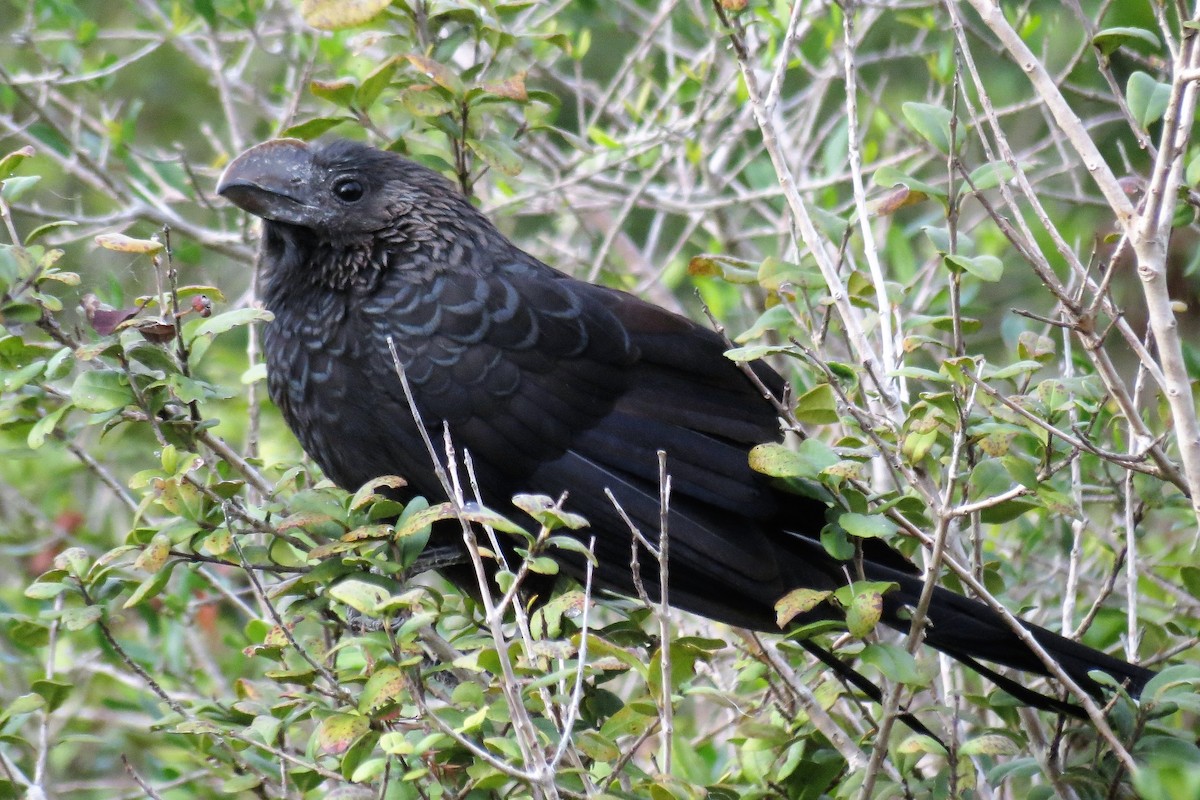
left=218, top=139, right=496, bottom=288
left=217, top=138, right=466, bottom=243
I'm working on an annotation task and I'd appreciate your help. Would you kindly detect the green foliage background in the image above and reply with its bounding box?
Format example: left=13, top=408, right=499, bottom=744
left=0, top=1, right=1198, bottom=798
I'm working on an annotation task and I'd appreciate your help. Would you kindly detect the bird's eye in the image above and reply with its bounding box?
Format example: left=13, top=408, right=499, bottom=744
left=332, top=178, right=364, bottom=203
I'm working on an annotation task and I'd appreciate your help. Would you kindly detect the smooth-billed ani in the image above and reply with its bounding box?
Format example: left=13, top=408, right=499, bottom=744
left=218, top=137, right=1153, bottom=718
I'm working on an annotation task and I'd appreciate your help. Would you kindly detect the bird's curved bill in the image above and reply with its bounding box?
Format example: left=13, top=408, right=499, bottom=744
left=217, top=138, right=318, bottom=225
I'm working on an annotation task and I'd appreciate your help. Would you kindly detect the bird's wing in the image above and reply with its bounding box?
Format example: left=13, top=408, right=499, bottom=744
left=357, top=257, right=836, bottom=621
left=360, top=260, right=635, bottom=485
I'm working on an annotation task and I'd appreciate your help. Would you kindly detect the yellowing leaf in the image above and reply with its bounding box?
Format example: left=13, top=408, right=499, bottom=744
left=871, top=184, right=929, bottom=216
left=846, top=590, right=884, bottom=637
left=482, top=72, right=527, bottom=102
left=316, top=713, right=370, bottom=755
left=275, top=511, right=334, bottom=532
left=404, top=54, right=463, bottom=94
left=300, top=0, right=391, bottom=30
left=94, top=233, right=163, bottom=254
left=134, top=534, right=171, bottom=573
left=775, top=588, right=831, bottom=627
left=350, top=475, right=407, bottom=510
left=359, top=665, right=406, bottom=715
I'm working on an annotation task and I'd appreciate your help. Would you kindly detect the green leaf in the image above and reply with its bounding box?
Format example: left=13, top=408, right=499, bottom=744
left=466, top=137, right=523, bottom=176
left=860, top=644, right=923, bottom=684
left=945, top=253, right=1004, bottom=281
left=30, top=679, right=72, bottom=713
left=60, top=605, right=102, bottom=631
left=43, top=346, right=73, bottom=380
left=839, top=512, right=895, bottom=540
left=756, top=259, right=820, bottom=294
left=70, top=370, right=133, bottom=412
left=0, top=245, right=24, bottom=286
left=587, top=126, right=621, bottom=149
left=124, top=560, right=180, bottom=608
left=811, top=205, right=851, bottom=240
left=167, top=374, right=233, bottom=403
left=27, top=405, right=68, bottom=449
left=793, top=383, right=838, bottom=424
left=1188, top=152, right=1200, bottom=188
left=188, top=307, right=274, bottom=342
left=544, top=534, right=597, bottom=564
left=329, top=577, right=391, bottom=616
left=1, top=175, right=41, bottom=202
left=0, top=145, right=35, bottom=181
left=238, top=362, right=268, bottom=385
left=280, top=116, right=350, bottom=140
left=527, top=556, right=558, bottom=574
left=988, top=360, right=1044, bottom=381
left=1093, top=26, right=1160, bottom=57
left=901, top=427, right=940, bottom=463
left=6, top=619, right=49, bottom=647
left=357, top=57, right=399, bottom=109
left=582, top=633, right=648, bottom=677
left=28, top=220, right=78, bottom=246
left=512, top=494, right=589, bottom=530
left=901, top=101, right=963, bottom=155
left=962, top=160, right=1016, bottom=193
left=821, top=524, right=856, bottom=561
left=1, top=302, right=42, bottom=324
left=724, top=344, right=795, bottom=362
left=967, top=460, right=1014, bottom=503
left=310, top=78, right=357, bottom=108
left=24, top=581, right=68, bottom=600
left=400, top=87, right=457, bottom=117
left=1036, top=486, right=1079, bottom=518
left=458, top=502, right=527, bottom=534
left=979, top=498, right=1037, bottom=525
left=1133, top=754, right=1200, bottom=800
left=1036, top=378, right=1072, bottom=412
left=222, top=775, right=263, bottom=794
left=4, top=693, right=45, bottom=717
left=922, top=224, right=978, bottom=255
left=1181, top=566, right=1200, bottom=599
left=1002, top=456, right=1039, bottom=490
left=1127, top=71, right=1171, bottom=130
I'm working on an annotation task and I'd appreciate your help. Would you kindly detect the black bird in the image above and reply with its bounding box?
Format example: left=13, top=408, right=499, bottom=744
left=218, top=138, right=1153, bottom=719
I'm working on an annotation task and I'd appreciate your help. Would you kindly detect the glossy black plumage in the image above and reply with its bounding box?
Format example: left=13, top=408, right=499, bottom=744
left=218, top=138, right=1153, bottom=714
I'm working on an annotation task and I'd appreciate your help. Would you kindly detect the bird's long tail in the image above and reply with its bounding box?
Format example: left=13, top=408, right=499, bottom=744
left=780, top=532, right=1152, bottom=710
left=879, top=570, right=1153, bottom=714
